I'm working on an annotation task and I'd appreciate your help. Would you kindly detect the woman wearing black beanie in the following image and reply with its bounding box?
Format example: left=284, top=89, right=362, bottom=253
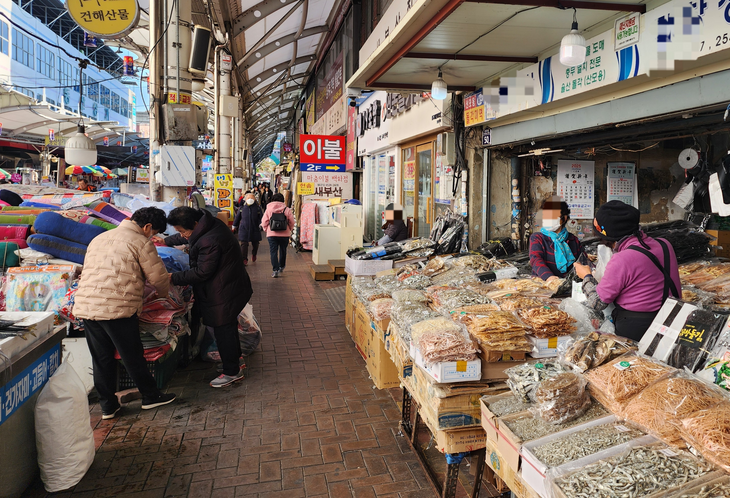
left=573, top=200, right=681, bottom=341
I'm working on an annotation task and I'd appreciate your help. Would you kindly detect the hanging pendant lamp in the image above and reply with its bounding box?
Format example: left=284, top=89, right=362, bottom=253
left=560, top=8, right=587, bottom=67
left=431, top=70, right=447, bottom=100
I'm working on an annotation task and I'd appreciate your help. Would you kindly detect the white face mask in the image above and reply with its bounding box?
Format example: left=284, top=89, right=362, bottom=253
left=245, top=199, right=255, bottom=205
left=542, top=218, right=560, bottom=230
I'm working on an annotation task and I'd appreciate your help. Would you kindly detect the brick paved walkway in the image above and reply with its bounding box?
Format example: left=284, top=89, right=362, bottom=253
left=44, top=249, right=440, bottom=498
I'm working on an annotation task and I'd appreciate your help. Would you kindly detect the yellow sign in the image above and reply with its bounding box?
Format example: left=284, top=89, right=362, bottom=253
left=214, top=174, right=234, bottom=221
left=297, top=182, right=314, bottom=195
left=45, top=136, right=67, bottom=146
left=465, top=105, right=485, bottom=127
left=66, top=0, right=140, bottom=39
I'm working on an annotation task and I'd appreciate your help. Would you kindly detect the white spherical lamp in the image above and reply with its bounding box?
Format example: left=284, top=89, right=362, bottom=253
left=64, top=125, right=97, bottom=166
left=559, top=10, right=586, bottom=67
left=431, top=71, right=448, bottom=100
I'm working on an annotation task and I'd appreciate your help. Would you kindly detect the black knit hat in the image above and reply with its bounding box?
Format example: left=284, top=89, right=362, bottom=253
left=594, top=200, right=640, bottom=241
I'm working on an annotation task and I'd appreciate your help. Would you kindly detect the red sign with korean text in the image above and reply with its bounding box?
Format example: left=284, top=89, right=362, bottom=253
left=299, top=134, right=346, bottom=172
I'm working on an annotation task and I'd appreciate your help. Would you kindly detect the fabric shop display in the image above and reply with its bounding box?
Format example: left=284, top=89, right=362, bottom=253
left=27, top=234, right=87, bottom=265
left=20, top=201, right=62, bottom=209
left=87, top=200, right=129, bottom=225
left=0, top=225, right=31, bottom=240
left=34, top=212, right=106, bottom=246
left=0, top=214, right=36, bottom=226
left=58, top=210, right=116, bottom=230
left=3, top=265, right=74, bottom=320
left=0, top=189, right=24, bottom=206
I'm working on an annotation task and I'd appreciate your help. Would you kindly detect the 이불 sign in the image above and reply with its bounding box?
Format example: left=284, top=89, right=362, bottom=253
left=299, top=134, right=346, bottom=172
left=65, top=0, right=140, bottom=39
left=1, top=343, right=60, bottom=426
left=214, top=174, right=234, bottom=221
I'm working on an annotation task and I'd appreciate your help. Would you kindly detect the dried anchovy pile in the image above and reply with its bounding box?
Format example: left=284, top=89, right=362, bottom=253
left=678, top=479, right=730, bottom=498
left=486, top=396, right=532, bottom=417
left=506, top=360, right=567, bottom=403
left=531, top=422, right=645, bottom=467
left=502, top=402, right=607, bottom=442
left=554, top=446, right=714, bottom=498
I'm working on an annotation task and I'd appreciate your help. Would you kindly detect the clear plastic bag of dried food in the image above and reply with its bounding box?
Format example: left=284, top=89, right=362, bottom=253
left=681, top=285, right=716, bottom=309
left=416, top=323, right=478, bottom=366
left=546, top=438, right=714, bottom=498
left=374, top=273, right=404, bottom=294
left=430, top=267, right=479, bottom=287
left=531, top=372, right=591, bottom=425
left=559, top=298, right=605, bottom=335
left=505, top=360, right=568, bottom=403
left=391, top=289, right=428, bottom=304
left=559, top=331, right=639, bottom=373
left=583, top=353, right=675, bottom=412
left=358, top=285, right=391, bottom=302
left=622, top=372, right=728, bottom=448
left=428, top=287, right=490, bottom=315
left=369, top=298, right=394, bottom=321
left=400, top=237, right=437, bottom=253
left=518, top=306, right=577, bottom=339
left=390, top=300, right=441, bottom=337
left=400, top=273, right=432, bottom=290
left=679, top=400, right=730, bottom=473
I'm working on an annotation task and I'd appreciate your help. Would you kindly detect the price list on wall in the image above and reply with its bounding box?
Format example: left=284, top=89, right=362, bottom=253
left=607, top=162, right=637, bottom=207
left=557, top=160, right=595, bottom=219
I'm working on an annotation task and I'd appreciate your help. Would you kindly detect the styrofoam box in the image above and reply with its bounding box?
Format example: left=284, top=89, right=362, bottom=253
left=345, top=255, right=393, bottom=276
left=0, top=312, right=56, bottom=359
left=409, top=342, right=481, bottom=383
left=527, top=335, right=572, bottom=358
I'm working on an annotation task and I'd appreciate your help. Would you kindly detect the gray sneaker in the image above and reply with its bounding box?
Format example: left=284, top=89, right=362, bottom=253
left=272, top=271, right=278, bottom=278
left=210, top=368, right=245, bottom=388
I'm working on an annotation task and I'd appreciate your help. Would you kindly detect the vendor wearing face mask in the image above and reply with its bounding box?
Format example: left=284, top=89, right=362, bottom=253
left=530, top=196, right=583, bottom=283
left=233, top=191, right=264, bottom=265
left=574, top=200, right=681, bottom=342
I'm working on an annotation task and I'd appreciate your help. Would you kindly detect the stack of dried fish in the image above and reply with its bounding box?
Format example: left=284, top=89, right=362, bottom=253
left=369, top=298, right=394, bottom=321
left=429, top=267, right=479, bottom=287
left=390, top=300, right=440, bottom=340
left=494, top=295, right=544, bottom=311
left=673, top=476, right=730, bottom=498
left=416, top=328, right=478, bottom=365
left=374, top=273, right=405, bottom=294
left=428, top=286, right=490, bottom=314
left=584, top=353, right=675, bottom=413
left=681, top=262, right=730, bottom=288
left=518, top=306, right=576, bottom=338
left=562, top=332, right=637, bottom=372
left=463, top=311, right=531, bottom=352
left=422, top=257, right=449, bottom=278
left=492, top=277, right=549, bottom=294
left=501, top=403, right=607, bottom=442
left=482, top=394, right=532, bottom=417
left=410, top=316, right=462, bottom=342
left=623, top=376, right=728, bottom=447
left=551, top=444, right=715, bottom=498
left=530, top=421, right=645, bottom=467
left=680, top=401, right=730, bottom=473
left=533, top=372, right=591, bottom=424
left=505, top=360, right=567, bottom=402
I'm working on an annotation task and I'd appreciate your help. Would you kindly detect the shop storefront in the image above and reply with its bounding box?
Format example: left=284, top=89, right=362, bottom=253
left=357, top=91, right=397, bottom=242
left=387, top=94, right=451, bottom=238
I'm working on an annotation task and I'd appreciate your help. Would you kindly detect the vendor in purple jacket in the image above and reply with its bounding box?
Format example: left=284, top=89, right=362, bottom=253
left=529, top=197, right=583, bottom=283
left=574, top=200, right=681, bottom=342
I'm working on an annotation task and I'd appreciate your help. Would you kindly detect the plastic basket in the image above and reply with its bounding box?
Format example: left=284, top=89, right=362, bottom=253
left=116, top=346, right=181, bottom=391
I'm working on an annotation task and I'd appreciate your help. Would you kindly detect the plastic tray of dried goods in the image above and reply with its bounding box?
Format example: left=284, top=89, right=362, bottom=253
left=547, top=439, right=721, bottom=498
left=521, top=415, right=646, bottom=498
left=665, top=474, right=730, bottom=498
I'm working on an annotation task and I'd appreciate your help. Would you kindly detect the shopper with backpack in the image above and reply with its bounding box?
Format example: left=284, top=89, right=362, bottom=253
left=261, top=193, right=295, bottom=278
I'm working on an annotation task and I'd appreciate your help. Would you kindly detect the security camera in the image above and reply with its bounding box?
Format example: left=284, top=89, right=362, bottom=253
left=346, top=88, right=362, bottom=98
left=348, top=97, right=357, bottom=107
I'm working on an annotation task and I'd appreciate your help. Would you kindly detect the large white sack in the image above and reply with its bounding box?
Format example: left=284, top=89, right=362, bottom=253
left=35, top=358, right=95, bottom=492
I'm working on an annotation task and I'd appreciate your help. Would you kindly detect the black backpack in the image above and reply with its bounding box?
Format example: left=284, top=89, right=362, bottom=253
left=269, top=210, right=288, bottom=231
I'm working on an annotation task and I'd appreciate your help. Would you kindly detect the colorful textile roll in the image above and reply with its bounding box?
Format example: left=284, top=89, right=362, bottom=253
left=0, top=214, right=36, bottom=226
left=87, top=200, right=129, bottom=225
left=0, top=189, right=23, bottom=206
left=20, top=201, right=61, bottom=209
left=34, top=212, right=106, bottom=246
left=57, top=210, right=116, bottom=230
left=0, top=225, right=31, bottom=240
left=0, top=242, right=21, bottom=267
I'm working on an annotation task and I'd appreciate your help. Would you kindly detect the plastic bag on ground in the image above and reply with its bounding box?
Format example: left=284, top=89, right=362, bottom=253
left=238, top=304, right=262, bottom=356
left=35, top=357, right=94, bottom=492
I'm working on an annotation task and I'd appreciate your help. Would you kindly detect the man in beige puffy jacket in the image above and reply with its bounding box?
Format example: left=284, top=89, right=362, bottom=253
left=75, top=207, right=177, bottom=419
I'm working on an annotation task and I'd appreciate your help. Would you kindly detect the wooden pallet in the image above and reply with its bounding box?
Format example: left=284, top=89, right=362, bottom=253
left=328, top=259, right=347, bottom=276
left=310, top=264, right=334, bottom=281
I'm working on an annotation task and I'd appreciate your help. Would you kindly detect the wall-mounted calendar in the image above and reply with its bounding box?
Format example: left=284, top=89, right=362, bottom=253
left=557, top=160, right=595, bottom=219
left=607, top=162, right=637, bottom=207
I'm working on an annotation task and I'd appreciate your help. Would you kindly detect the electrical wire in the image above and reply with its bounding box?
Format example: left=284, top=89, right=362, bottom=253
left=3, top=75, right=121, bottom=90
left=439, top=6, right=540, bottom=71
left=138, top=0, right=177, bottom=114
left=609, top=142, right=660, bottom=153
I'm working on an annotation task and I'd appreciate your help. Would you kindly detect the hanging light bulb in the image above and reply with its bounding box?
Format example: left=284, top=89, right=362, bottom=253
left=431, top=70, right=447, bottom=100
left=560, top=8, right=587, bottom=67
left=65, top=125, right=97, bottom=166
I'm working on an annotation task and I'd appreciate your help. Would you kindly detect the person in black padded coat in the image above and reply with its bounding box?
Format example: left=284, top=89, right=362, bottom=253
left=165, top=207, right=253, bottom=388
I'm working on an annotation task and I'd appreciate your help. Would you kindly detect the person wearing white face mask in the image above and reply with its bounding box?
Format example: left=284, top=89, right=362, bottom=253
left=233, top=191, right=263, bottom=265
left=529, top=196, right=584, bottom=283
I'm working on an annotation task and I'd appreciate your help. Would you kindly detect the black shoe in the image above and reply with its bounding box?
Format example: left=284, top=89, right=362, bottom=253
left=101, top=405, right=121, bottom=420
left=141, top=392, right=177, bottom=410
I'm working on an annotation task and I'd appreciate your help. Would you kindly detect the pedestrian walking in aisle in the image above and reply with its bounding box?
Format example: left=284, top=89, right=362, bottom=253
left=75, top=207, right=176, bottom=420
left=233, top=191, right=263, bottom=265
left=261, top=192, right=295, bottom=278
left=166, top=207, right=254, bottom=387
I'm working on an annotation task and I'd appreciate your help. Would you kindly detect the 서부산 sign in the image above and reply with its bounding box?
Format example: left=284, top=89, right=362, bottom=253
left=66, top=0, right=141, bottom=39
left=299, top=134, right=346, bottom=172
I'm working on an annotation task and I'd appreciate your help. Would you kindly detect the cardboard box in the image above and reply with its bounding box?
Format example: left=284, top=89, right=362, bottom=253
left=485, top=439, right=534, bottom=498
left=410, top=367, right=483, bottom=430
left=345, top=279, right=353, bottom=333
left=328, top=259, right=347, bottom=276
left=389, top=331, right=413, bottom=379
left=527, top=335, right=572, bottom=358
left=372, top=317, right=391, bottom=332
left=494, top=411, right=529, bottom=472
left=481, top=359, right=526, bottom=381
left=480, top=392, right=518, bottom=442
left=352, top=301, right=370, bottom=360
left=366, top=321, right=400, bottom=389
left=706, top=229, right=730, bottom=248
left=481, top=350, right=527, bottom=363
left=421, top=411, right=487, bottom=454
left=410, top=342, right=481, bottom=383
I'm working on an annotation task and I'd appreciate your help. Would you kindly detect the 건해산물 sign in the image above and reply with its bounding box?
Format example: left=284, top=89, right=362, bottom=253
left=299, top=134, right=346, bottom=172
left=66, top=0, right=141, bottom=39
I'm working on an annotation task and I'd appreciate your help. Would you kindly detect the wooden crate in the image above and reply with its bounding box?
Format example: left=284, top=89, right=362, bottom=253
left=328, top=259, right=347, bottom=276
left=310, top=264, right=334, bottom=281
